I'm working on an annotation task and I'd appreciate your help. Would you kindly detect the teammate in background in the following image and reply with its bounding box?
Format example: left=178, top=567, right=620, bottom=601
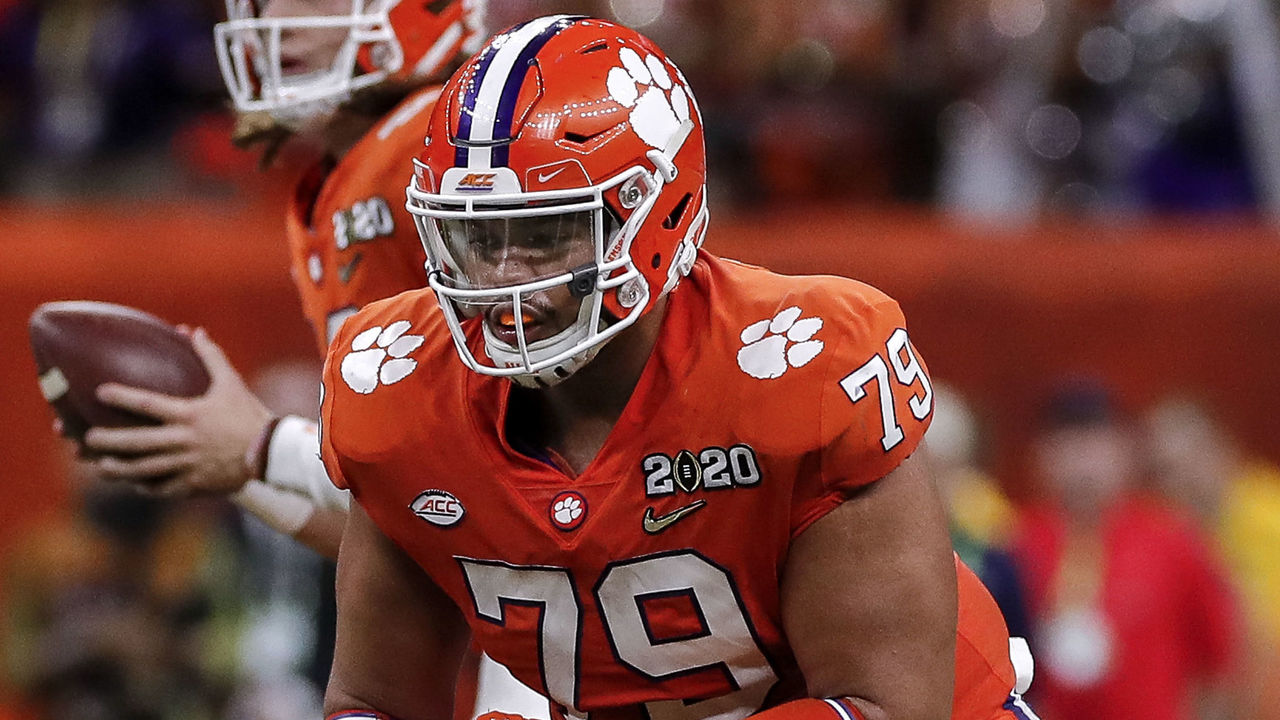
left=320, top=16, right=1034, bottom=720
left=68, top=4, right=550, bottom=718
left=78, top=0, right=484, bottom=559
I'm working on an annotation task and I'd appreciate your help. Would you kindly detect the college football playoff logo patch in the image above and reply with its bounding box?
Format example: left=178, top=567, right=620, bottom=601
left=642, top=445, right=761, bottom=496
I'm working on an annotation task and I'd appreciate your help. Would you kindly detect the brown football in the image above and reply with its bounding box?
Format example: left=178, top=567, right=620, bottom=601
left=28, top=301, right=210, bottom=448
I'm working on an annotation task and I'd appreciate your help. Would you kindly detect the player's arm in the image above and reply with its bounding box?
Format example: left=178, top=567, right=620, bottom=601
left=768, top=295, right=955, bottom=720
left=229, top=413, right=351, bottom=558
left=324, top=501, right=471, bottom=720
left=778, top=448, right=956, bottom=720
left=81, top=328, right=349, bottom=558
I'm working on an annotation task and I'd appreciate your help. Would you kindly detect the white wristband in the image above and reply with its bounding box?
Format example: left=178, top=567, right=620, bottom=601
left=231, top=479, right=315, bottom=536
left=262, top=415, right=349, bottom=511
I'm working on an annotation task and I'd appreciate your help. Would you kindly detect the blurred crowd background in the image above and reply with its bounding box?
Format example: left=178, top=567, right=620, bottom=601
left=1, top=1, right=1279, bottom=719
left=3, top=0, right=1279, bottom=216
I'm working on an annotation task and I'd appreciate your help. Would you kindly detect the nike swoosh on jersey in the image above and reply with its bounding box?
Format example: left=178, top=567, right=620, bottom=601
left=537, top=167, right=567, bottom=183
left=338, top=252, right=363, bottom=284
left=642, top=499, right=707, bottom=534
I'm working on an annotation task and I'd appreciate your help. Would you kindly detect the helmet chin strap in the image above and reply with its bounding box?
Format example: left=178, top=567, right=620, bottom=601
left=481, top=296, right=608, bottom=389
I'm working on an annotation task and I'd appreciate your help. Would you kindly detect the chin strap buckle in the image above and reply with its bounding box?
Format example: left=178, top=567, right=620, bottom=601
left=674, top=238, right=698, bottom=277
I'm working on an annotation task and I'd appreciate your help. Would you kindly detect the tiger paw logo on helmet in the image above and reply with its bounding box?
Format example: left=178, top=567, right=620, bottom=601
left=606, top=47, right=692, bottom=151
left=340, top=321, right=425, bottom=394
left=737, top=307, right=825, bottom=380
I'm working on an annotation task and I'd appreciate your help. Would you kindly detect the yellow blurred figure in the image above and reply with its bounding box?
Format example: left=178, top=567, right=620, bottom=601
left=948, top=466, right=1018, bottom=548
left=927, top=382, right=1031, bottom=640
left=1219, top=462, right=1280, bottom=646
left=927, top=381, right=1017, bottom=547
left=1146, top=398, right=1280, bottom=720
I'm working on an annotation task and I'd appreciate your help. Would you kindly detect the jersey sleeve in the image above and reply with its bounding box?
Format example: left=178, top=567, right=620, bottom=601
left=319, top=326, right=353, bottom=492
left=791, top=295, right=934, bottom=536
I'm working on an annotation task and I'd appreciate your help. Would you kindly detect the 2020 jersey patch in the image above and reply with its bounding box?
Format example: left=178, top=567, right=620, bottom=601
left=642, top=445, right=761, bottom=497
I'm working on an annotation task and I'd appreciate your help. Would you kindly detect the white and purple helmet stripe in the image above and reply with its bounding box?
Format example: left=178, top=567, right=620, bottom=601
left=453, top=14, right=582, bottom=170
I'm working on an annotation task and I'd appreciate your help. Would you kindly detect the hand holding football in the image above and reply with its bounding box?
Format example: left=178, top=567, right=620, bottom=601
left=28, top=301, right=211, bottom=449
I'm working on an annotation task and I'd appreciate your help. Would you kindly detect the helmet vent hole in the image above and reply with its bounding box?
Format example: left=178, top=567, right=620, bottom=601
left=581, top=41, right=610, bottom=54
left=553, top=366, right=570, bottom=379
left=564, top=129, right=607, bottom=145
left=662, top=193, right=693, bottom=230
left=651, top=253, right=662, bottom=269
left=425, top=0, right=452, bottom=15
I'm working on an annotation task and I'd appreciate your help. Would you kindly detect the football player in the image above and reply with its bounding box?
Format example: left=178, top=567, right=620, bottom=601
left=81, top=0, right=482, bottom=557
left=76, top=4, right=550, bottom=718
left=319, top=15, right=1037, bottom=720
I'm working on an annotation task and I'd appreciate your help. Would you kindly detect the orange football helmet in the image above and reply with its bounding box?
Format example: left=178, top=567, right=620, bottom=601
left=215, top=0, right=486, bottom=119
left=406, top=16, right=709, bottom=387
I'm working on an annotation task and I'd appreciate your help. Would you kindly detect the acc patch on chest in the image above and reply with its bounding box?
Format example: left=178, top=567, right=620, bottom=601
left=642, top=444, right=761, bottom=497
left=409, top=489, right=465, bottom=527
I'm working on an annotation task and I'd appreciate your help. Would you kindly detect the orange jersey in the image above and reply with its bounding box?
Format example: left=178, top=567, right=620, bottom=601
left=287, top=85, right=442, bottom=352
left=320, top=253, right=1019, bottom=720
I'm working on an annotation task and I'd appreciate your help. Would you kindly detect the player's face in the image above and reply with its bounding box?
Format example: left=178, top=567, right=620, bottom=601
left=260, top=0, right=351, bottom=77
left=434, top=211, right=597, bottom=345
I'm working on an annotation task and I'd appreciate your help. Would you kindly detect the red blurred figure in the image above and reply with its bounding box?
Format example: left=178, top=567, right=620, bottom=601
left=1014, top=380, right=1240, bottom=720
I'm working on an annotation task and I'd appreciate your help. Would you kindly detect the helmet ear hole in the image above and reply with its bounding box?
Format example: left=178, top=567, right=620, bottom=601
left=651, top=253, right=662, bottom=269
left=662, top=193, right=693, bottom=230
